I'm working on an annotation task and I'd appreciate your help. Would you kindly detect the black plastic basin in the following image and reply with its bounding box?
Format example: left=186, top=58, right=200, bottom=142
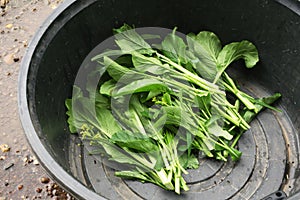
left=18, top=0, right=300, bottom=199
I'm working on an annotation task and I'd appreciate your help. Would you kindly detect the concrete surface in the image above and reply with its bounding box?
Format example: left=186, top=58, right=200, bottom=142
left=0, top=0, right=74, bottom=199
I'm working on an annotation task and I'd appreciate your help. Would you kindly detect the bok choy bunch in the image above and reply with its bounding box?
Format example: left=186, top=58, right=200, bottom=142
left=66, top=24, right=281, bottom=194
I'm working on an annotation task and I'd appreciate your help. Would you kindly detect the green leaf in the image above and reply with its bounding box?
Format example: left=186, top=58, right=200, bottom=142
left=162, top=106, right=195, bottom=131
left=255, top=93, right=282, bottom=112
left=203, top=138, right=215, bottom=151
left=100, top=79, right=116, bottom=96
left=128, top=95, right=154, bottom=132
left=161, top=28, right=188, bottom=64
left=144, top=90, right=162, bottom=102
left=113, top=79, right=169, bottom=97
left=218, top=40, right=259, bottom=69
left=111, top=97, right=147, bottom=134
left=206, top=116, right=233, bottom=140
left=115, top=170, right=149, bottom=182
left=215, top=40, right=259, bottom=82
left=162, top=106, right=182, bottom=126
left=141, top=34, right=161, bottom=40
left=95, top=108, right=122, bottom=138
left=192, top=138, right=214, bottom=157
left=194, top=93, right=211, bottom=115
left=242, top=93, right=282, bottom=123
left=113, top=23, right=134, bottom=34
left=85, top=66, right=106, bottom=100
left=95, top=92, right=110, bottom=109
left=186, top=31, right=222, bottom=81
left=66, top=86, right=104, bottom=134
left=207, top=123, right=233, bottom=140
left=114, top=26, right=155, bottom=55
left=129, top=94, right=148, bottom=113
left=110, top=131, right=158, bottom=153
left=65, top=86, right=84, bottom=133
left=187, top=31, right=221, bottom=62
left=65, top=99, right=77, bottom=133
left=151, top=109, right=167, bottom=131
left=101, top=142, right=145, bottom=167
left=179, top=153, right=199, bottom=169
left=91, top=49, right=123, bottom=62
left=104, top=56, right=131, bottom=81
left=132, top=52, right=168, bottom=75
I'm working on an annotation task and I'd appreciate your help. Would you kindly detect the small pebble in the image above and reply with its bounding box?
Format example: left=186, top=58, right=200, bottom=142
left=22, top=40, right=28, bottom=47
left=66, top=194, right=72, bottom=200
left=23, top=156, right=28, bottom=163
left=50, top=4, right=58, bottom=9
left=13, top=57, right=19, bottom=62
left=36, top=187, right=42, bottom=193
left=0, top=0, right=8, bottom=9
left=18, top=184, right=23, bottom=190
left=29, top=156, right=35, bottom=163
left=23, top=155, right=35, bottom=165
left=40, top=177, right=50, bottom=184
left=52, top=189, right=57, bottom=196
left=0, top=156, right=5, bottom=160
left=3, top=54, right=14, bottom=65
left=0, top=144, right=10, bottom=152
left=53, top=183, right=58, bottom=189
left=5, top=23, right=12, bottom=29
left=33, top=159, right=39, bottom=165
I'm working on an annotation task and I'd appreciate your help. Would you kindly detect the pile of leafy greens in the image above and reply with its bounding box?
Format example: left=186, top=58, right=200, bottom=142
left=65, top=24, right=281, bottom=194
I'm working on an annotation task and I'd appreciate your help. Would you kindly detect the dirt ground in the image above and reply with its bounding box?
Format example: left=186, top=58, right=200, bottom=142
left=0, top=0, right=74, bottom=199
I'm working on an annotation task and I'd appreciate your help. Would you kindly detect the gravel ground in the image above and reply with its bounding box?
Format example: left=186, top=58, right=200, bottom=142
left=0, top=0, right=74, bottom=199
